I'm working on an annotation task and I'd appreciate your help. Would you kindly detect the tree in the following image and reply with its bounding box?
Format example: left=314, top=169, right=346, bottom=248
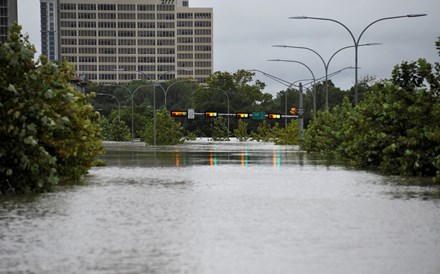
left=234, top=119, right=250, bottom=141
left=303, top=37, right=440, bottom=183
left=143, top=109, right=185, bottom=145
left=98, top=115, right=131, bottom=141
left=275, top=120, right=300, bottom=145
left=0, top=25, right=102, bottom=194
left=211, top=117, right=229, bottom=141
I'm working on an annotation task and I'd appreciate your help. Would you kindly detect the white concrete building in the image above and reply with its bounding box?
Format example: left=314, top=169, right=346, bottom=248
left=40, top=0, right=213, bottom=83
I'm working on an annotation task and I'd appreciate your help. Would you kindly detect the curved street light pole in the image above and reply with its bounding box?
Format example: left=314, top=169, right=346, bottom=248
left=268, top=59, right=317, bottom=118
left=96, top=93, right=121, bottom=121
left=163, top=79, right=197, bottom=109
left=273, top=43, right=380, bottom=110
left=290, top=14, right=427, bottom=105
left=201, top=85, right=230, bottom=139
left=111, top=84, right=150, bottom=142
left=136, top=69, right=193, bottom=145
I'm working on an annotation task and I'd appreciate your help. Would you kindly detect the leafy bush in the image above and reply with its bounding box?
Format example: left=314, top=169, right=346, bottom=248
left=0, top=25, right=102, bottom=195
left=210, top=117, right=230, bottom=141
left=303, top=38, right=440, bottom=183
left=234, top=119, right=250, bottom=141
left=274, top=120, right=300, bottom=145
left=98, top=115, right=131, bottom=141
left=143, top=108, right=185, bottom=145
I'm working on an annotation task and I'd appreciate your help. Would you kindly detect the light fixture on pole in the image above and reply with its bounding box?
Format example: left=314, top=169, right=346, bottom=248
left=273, top=43, right=380, bottom=110
left=268, top=59, right=317, bottom=118
left=289, top=14, right=427, bottom=105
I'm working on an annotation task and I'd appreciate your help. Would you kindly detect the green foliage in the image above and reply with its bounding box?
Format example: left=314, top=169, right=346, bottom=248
left=210, top=117, right=229, bottom=141
left=184, top=131, right=197, bottom=141
left=303, top=97, right=353, bottom=157
left=274, top=121, right=300, bottom=145
left=0, top=25, right=102, bottom=195
left=98, top=115, right=131, bottom=141
left=143, top=109, right=185, bottom=145
left=251, top=121, right=279, bottom=142
left=303, top=38, right=440, bottom=182
left=234, top=119, right=250, bottom=141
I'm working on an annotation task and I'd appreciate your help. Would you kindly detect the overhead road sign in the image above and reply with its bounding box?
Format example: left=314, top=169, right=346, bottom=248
left=252, top=112, right=266, bottom=120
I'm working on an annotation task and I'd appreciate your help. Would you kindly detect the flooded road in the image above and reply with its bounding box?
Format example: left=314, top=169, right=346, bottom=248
left=1, top=140, right=440, bottom=274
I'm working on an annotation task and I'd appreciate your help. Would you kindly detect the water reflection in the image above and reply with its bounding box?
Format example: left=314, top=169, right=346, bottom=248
left=1, top=140, right=439, bottom=274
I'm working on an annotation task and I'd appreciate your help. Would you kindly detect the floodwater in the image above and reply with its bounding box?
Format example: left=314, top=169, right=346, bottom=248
left=1, top=140, right=440, bottom=274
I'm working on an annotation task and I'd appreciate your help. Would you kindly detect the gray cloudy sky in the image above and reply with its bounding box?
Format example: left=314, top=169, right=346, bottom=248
left=18, top=0, right=440, bottom=94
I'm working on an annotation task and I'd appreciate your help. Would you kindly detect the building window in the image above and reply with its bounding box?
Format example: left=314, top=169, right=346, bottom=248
left=118, top=4, right=135, bottom=11
left=118, top=13, right=136, bottom=20
left=78, top=4, right=96, bottom=10
left=138, top=13, right=155, bottom=20
left=138, top=4, right=155, bottom=11
left=98, top=13, right=116, bottom=20
left=98, top=4, right=116, bottom=11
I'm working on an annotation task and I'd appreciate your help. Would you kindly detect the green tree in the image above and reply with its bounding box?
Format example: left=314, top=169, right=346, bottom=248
left=234, top=119, right=250, bottom=141
left=251, top=121, right=279, bottom=142
left=275, top=121, right=300, bottom=145
left=98, top=115, right=131, bottom=141
left=211, top=117, right=229, bottom=141
left=303, top=38, right=440, bottom=183
left=0, top=25, right=102, bottom=194
left=143, top=109, right=185, bottom=145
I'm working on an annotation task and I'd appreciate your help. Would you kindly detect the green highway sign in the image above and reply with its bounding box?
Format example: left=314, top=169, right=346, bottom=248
left=252, top=112, right=266, bottom=120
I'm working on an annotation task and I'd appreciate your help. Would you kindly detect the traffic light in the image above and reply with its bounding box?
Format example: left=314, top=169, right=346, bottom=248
left=267, top=113, right=281, bottom=119
left=170, top=111, right=187, bottom=117
left=290, top=107, right=297, bottom=115
left=204, top=111, right=218, bottom=118
left=236, top=112, right=250, bottom=119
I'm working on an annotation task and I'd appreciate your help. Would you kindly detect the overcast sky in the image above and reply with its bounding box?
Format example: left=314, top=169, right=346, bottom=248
left=18, top=0, right=440, bottom=94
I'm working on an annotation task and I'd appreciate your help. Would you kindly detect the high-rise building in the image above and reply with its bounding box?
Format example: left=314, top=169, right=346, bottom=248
left=0, top=0, right=18, bottom=43
left=40, top=0, right=213, bottom=84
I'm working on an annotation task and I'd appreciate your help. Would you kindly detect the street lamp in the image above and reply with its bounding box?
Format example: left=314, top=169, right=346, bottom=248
left=96, top=93, right=121, bottom=121
left=108, top=85, right=150, bottom=142
left=163, top=79, right=197, bottom=109
left=136, top=69, right=193, bottom=146
left=201, top=85, right=230, bottom=139
left=290, top=14, right=427, bottom=105
left=273, top=43, right=380, bottom=110
left=268, top=59, right=317, bottom=118
left=251, top=66, right=354, bottom=124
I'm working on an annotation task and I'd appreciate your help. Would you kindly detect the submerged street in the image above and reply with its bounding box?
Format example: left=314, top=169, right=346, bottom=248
left=1, top=140, right=439, bottom=273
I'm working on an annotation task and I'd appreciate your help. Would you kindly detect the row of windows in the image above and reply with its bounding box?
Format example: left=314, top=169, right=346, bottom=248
left=62, top=30, right=197, bottom=38
left=61, top=21, right=210, bottom=31
left=68, top=55, right=185, bottom=64
left=61, top=47, right=210, bottom=57
left=61, top=4, right=177, bottom=12
left=61, top=39, right=185, bottom=47
left=67, top=57, right=213, bottom=69
left=176, top=53, right=211, bottom=59
left=60, top=13, right=212, bottom=25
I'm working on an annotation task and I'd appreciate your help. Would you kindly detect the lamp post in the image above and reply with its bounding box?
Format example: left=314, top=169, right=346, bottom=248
left=202, top=85, right=230, bottom=139
left=163, top=79, right=197, bottom=109
left=290, top=14, right=427, bottom=105
left=268, top=59, right=317, bottom=118
left=109, top=85, right=150, bottom=141
left=273, top=43, right=380, bottom=110
left=136, top=69, right=193, bottom=146
left=96, top=93, right=121, bottom=121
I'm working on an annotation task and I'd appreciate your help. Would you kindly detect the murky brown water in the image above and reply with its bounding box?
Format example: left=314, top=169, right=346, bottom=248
left=1, top=140, right=439, bottom=273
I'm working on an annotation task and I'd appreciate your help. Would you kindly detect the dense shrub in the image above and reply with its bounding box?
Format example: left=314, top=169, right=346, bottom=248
left=303, top=38, right=440, bottom=182
left=0, top=25, right=102, bottom=195
left=143, top=109, right=185, bottom=145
